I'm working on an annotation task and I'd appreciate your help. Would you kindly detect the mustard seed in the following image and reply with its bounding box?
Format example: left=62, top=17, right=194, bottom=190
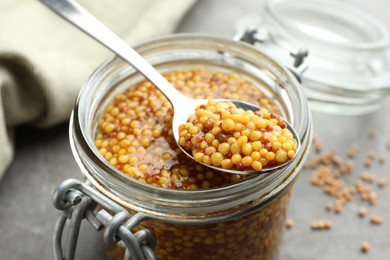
left=379, top=154, right=386, bottom=164
left=347, top=144, right=358, bottom=158
left=361, top=241, right=370, bottom=253
left=325, top=202, right=334, bottom=211
left=364, top=158, right=373, bottom=167
left=370, top=215, right=384, bottom=225
left=358, top=207, right=367, bottom=218
left=286, top=219, right=294, bottom=229
left=378, top=177, right=389, bottom=188
left=360, top=172, right=376, bottom=182
left=368, top=130, right=376, bottom=139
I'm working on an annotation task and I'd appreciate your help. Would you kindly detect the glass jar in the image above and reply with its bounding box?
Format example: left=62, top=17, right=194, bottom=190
left=66, top=34, right=312, bottom=260
left=235, top=0, right=390, bottom=115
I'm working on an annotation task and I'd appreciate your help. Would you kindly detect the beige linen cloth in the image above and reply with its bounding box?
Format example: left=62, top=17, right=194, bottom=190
left=0, top=0, right=196, bottom=179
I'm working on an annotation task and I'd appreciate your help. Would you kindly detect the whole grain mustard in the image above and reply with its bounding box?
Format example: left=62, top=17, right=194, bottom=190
left=178, top=100, right=297, bottom=171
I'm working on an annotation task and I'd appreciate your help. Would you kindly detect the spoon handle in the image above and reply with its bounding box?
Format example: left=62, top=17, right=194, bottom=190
left=39, top=0, right=186, bottom=106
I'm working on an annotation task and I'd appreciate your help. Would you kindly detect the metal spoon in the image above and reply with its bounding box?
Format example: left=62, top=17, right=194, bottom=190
left=39, top=0, right=300, bottom=174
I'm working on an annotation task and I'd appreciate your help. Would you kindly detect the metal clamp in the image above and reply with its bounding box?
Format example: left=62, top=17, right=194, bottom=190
left=235, top=27, right=309, bottom=83
left=52, top=178, right=156, bottom=260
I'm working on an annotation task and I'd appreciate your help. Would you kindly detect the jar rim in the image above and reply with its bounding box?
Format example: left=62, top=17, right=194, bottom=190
left=70, top=33, right=312, bottom=220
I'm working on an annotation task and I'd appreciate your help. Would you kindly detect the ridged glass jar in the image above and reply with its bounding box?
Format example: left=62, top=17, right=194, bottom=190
left=69, top=34, right=312, bottom=260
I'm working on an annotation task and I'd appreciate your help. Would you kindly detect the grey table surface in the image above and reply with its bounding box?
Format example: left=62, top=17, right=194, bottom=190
left=1, top=0, right=390, bottom=259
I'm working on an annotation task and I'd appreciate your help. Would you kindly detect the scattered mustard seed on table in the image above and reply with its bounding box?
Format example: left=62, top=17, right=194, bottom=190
left=286, top=219, right=295, bottom=229
left=361, top=241, right=370, bottom=253
left=296, top=130, right=389, bottom=255
left=369, top=215, right=384, bottom=225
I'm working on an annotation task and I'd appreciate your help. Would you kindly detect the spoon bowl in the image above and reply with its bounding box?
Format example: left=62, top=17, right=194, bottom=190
left=172, top=98, right=300, bottom=174
left=39, top=0, right=300, bottom=174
